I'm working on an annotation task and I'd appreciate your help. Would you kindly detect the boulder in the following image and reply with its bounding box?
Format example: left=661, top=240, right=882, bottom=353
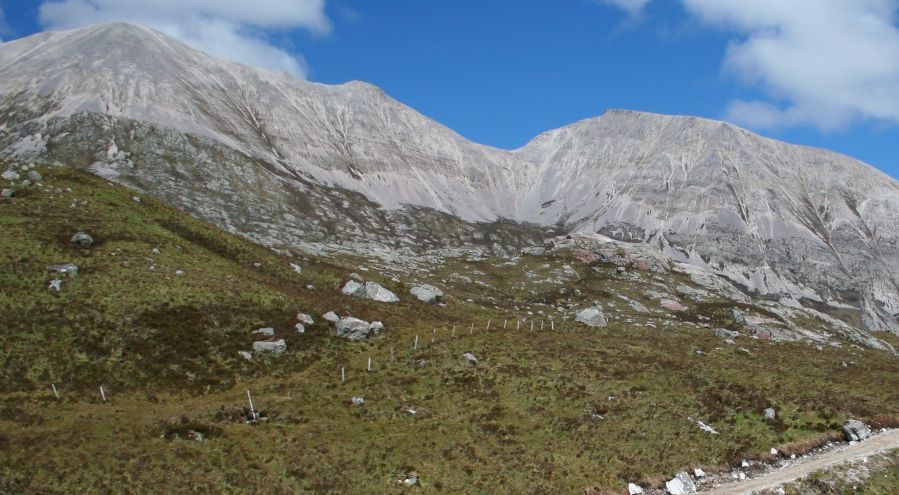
left=462, top=352, right=478, bottom=364
left=410, top=284, right=444, bottom=304
left=665, top=472, right=696, bottom=494
left=2, top=170, right=20, bottom=181
left=289, top=262, right=302, bottom=273
left=252, top=327, right=275, bottom=336
left=297, top=312, right=314, bottom=325
left=1, top=188, right=14, bottom=198
left=48, top=278, right=63, bottom=292
left=842, top=419, right=871, bottom=442
left=576, top=307, right=607, bottom=328
left=47, top=263, right=79, bottom=275
left=336, top=317, right=377, bottom=341
left=764, top=408, right=777, bottom=421
left=341, top=280, right=364, bottom=296
left=341, top=280, right=400, bottom=302
left=660, top=299, right=687, bottom=311
left=20, top=179, right=32, bottom=188
left=323, top=311, right=340, bottom=324
left=713, top=328, right=740, bottom=340
left=295, top=324, right=305, bottom=333
left=521, top=246, right=545, bottom=256
left=238, top=350, right=253, bottom=361
left=252, top=339, right=287, bottom=354
left=369, top=321, right=385, bottom=335
left=363, top=281, right=399, bottom=302
left=351, top=396, right=365, bottom=405
left=27, top=170, right=42, bottom=181
left=70, top=232, right=94, bottom=248
left=628, top=483, right=644, bottom=495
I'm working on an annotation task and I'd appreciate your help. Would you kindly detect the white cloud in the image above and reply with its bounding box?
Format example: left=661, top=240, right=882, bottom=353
left=37, top=0, right=330, bottom=77
left=599, top=0, right=652, bottom=17
left=597, top=0, right=899, bottom=130
left=682, top=0, right=899, bottom=130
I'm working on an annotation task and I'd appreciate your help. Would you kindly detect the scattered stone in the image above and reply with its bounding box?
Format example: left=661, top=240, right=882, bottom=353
left=665, top=472, right=696, bottom=494
left=369, top=321, right=385, bottom=335
left=132, top=195, right=141, bottom=203
left=351, top=396, right=365, bottom=405
left=575, top=307, right=607, bottom=328
left=252, top=327, right=275, bottom=336
left=520, top=246, right=545, bottom=256
left=323, top=311, right=340, bottom=324
left=252, top=339, right=287, bottom=354
left=660, top=299, right=687, bottom=311
left=295, top=324, right=305, bottom=333
left=335, top=317, right=377, bottom=341
left=764, top=408, right=777, bottom=421
left=2, top=170, right=20, bottom=181
left=770, top=448, right=778, bottom=455
left=297, top=312, right=314, bottom=325
left=401, top=474, right=419, bottom=486
left=350, top=272, right=363, bottom=281
left=175, top=270, right=184, bottom=275
left=628, top=482, right=644, bottom=495
left=713, top=328, right=740, bottom=339
left=410, top=284, right=444, bottom=304
left=47, top=263, right=79, bottom=275
left=694, top=419, right=719, bottom=435
left=1, top=188, right=14, bottom=198
left=462, top=352, right=478, bottom=364
left=27, top=170, right=42, bottom=181
left=238, top=351, right=252, bottom=361
left=289, top=263, right=302, bottom=273
left=20, top=179, right=32, bottom=187
left=842, top=419, right=871, bottom=442
left=70, top=232, right=94, bottom=248
left=693, top=468, right=705, bottom=478
left=48, top=278, right=63, bottom=292
left=617, top=266, right=626, bottom=273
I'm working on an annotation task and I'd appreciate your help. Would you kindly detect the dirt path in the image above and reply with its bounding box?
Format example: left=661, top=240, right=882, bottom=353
left=699, top=429, right=899, bottom=495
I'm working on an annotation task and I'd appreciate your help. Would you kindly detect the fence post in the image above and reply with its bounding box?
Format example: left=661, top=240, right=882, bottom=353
left=99, top=386, right=107, bottom=402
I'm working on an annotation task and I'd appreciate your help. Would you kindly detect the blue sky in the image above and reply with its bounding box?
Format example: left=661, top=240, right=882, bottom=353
left=2, top=0, right=898, bottom=178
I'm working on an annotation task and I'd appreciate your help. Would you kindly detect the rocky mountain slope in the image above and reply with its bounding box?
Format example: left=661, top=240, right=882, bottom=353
left=1, top=22, right=897, bottom=333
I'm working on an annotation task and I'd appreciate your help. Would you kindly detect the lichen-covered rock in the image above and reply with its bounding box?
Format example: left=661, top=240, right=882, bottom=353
left=410, top=284, right=443, bottom=304
left=323, top=311, right=340, bottom=324
left=660, top=299, right=686, bottom=311
left=665, top=472, right=695, bottom=494
left=70, top=231, right=94, bottom=248
left=576, top=307, right=607, bottom=328
left=1, top=170, right=20, bottom=181
left=336, top=317, right=375, bottom=341
left=297, top=312, right=314, bottom=325
left=252, top=339, right=286, bottom=354
left=842, top=419, right=871, bottom=442
left=47, top=263, right=79, bottom=275
left=341, top=280, right=399, bottom=303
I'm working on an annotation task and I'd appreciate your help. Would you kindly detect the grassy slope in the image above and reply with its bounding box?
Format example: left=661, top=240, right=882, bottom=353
left=0, top=167, right=897, bottom=494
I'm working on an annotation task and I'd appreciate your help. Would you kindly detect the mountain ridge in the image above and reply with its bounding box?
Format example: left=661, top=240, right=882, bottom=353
left=1, top=22, right=898, bottom=333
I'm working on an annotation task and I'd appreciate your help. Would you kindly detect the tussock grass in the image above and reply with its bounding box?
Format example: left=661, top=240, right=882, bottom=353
left=0, top=165, right=897, bottom=493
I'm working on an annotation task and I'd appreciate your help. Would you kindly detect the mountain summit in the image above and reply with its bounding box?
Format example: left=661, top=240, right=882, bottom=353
left=1, top=22, right=898, bottom=332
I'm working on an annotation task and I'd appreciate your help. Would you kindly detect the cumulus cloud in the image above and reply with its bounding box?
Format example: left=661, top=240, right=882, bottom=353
left=38, top=0, right=330, bottom=77
left=601, top=0, right=899, bottom=130
left=683, top=0, right=899, bottom=130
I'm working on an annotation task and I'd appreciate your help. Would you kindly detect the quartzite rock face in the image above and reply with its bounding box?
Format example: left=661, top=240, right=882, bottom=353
left=2, top=23, right=898, bottom=335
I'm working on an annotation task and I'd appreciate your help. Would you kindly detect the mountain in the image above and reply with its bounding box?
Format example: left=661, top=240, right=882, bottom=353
left=1, top=22, right=898, bottom=333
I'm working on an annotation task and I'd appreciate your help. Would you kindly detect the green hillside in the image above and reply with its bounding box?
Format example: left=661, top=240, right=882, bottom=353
left=1, top=166, right=897, bottom=494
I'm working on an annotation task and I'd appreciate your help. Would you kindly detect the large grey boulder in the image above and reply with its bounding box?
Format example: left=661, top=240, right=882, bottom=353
left=410, top=284, right=443, bottom=304
left=842, top=419, right=872, bottom=442
left=576, top=307, right=607, bottom=328
left=1, top=188, right=14, bottom=198
left=252, top=339, right=287, bottom=354
left=70, top=232, right=94, bottom=248
left=665, top=472, right=696, bottom=494
left=341, top=280, right=399, bottom=302
left=2, top=170, right=20, bottom=181
left=335, top=317, right=384, bottom=341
